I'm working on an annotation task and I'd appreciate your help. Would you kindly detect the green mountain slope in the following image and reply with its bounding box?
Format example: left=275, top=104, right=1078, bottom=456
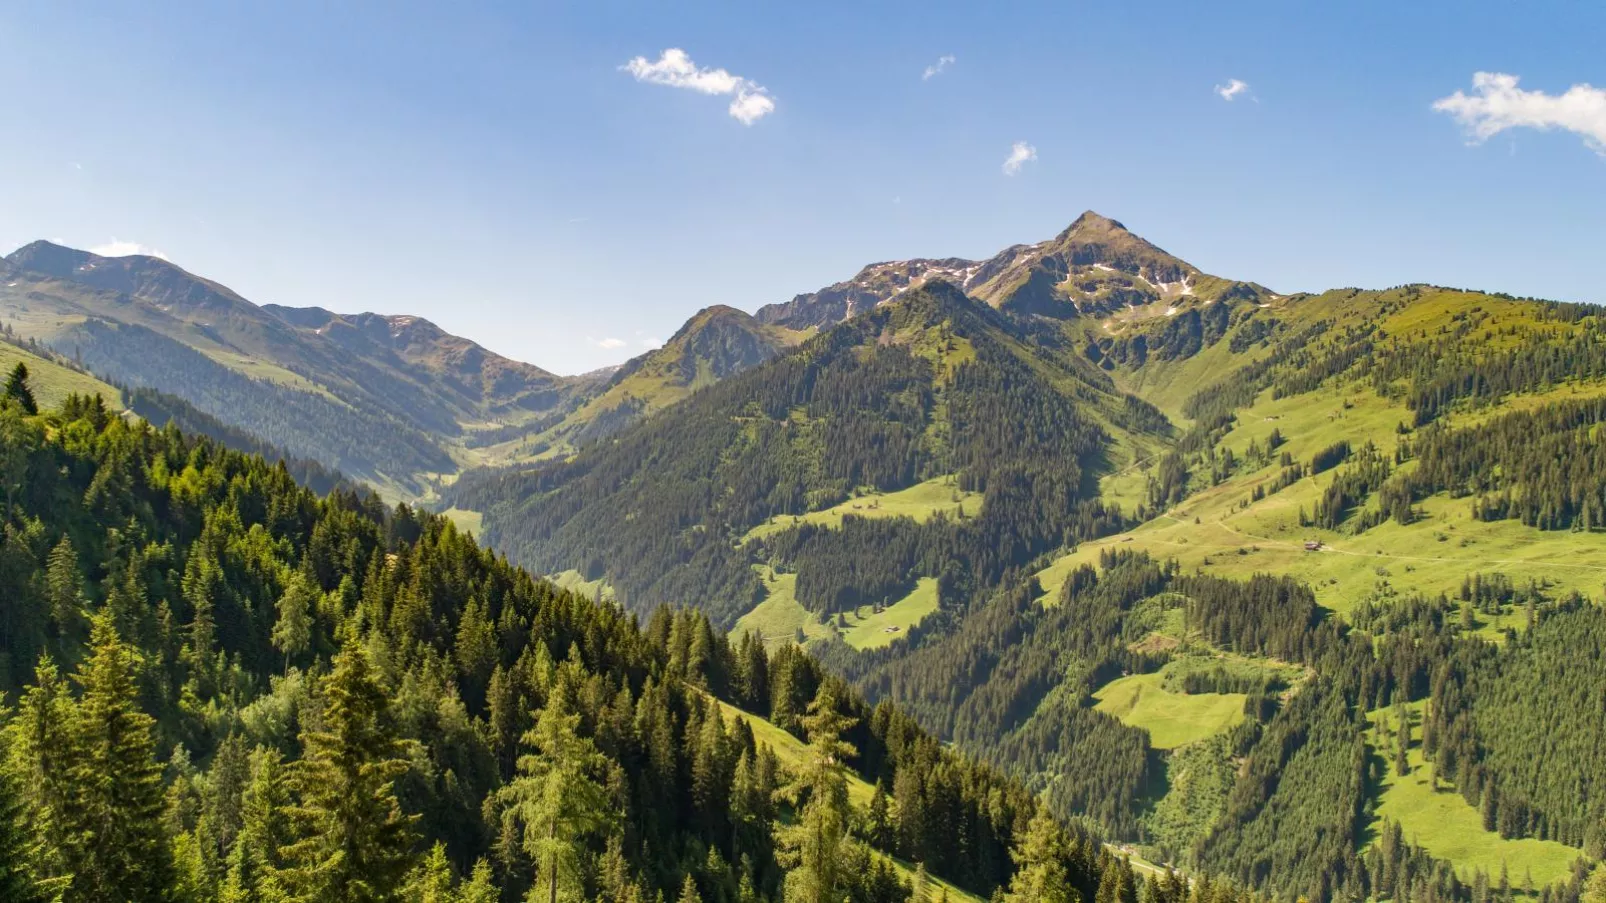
left=476, top=304, right=808, bottom=463
left=842, top=277, right=1606, bottom=897
left=0, top=388, right=1178, bottom=903
left=451, top=212, right=1606, bottom=900
left=450, top=280, right=1167, bottom=627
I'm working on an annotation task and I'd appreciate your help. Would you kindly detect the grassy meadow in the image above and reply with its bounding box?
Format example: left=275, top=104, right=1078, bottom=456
left=1363, top=704, right=1582, bottom=889
left=1093, top=671, right=1246, bottom=750
left=734, top=569, right=940, bottom=650
left=744, top=475, right=982, bottom=543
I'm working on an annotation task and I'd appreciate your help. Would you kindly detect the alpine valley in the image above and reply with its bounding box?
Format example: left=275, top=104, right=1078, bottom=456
left=2, top=211, right=1605, bottom=903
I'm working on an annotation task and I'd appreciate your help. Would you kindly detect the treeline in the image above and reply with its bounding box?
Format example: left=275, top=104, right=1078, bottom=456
left=1426, top=597, right=1606, bottom=850
left=1395, top=396, right=1606, bottom=531
left=125, top=386, right=350, bottom=495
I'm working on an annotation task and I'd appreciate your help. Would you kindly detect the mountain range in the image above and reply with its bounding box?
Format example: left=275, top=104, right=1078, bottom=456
left=0, top=211, right=1264, bottom=499
left=5, top=213, right=1606, bottom=901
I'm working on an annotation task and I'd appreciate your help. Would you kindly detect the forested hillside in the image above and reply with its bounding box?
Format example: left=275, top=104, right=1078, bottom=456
left=452, top=281, right=1161, bottom=627
left=440, top=215, right=1606, bottom=902
left=828, top=281, right=1606, bottom=901
left=0, top=381, right=1222, bottom=903
left=8, top=216, right=1606, bottom=903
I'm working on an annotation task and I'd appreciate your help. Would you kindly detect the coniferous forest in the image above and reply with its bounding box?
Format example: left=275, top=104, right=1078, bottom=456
left=0, top=381, right=1232, bottom=903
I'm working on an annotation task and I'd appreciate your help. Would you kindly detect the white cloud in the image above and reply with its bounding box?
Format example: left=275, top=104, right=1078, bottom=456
left=621, top=48, right=776, bottom=125
left=1433, top=72, right=1606, bottom=154
left=640, top=337, right=662, bottom=349
left=89, top=239, right=168, bottom=260
left=1215, top=79, right=1251, bottom=101
left=1002, top=141, right=1037, bottom=176
left=923, top=55, right=956, bottom=81
left=594, top=337, right=627, bottom=350
left=727, top=90, right=776, bottom=126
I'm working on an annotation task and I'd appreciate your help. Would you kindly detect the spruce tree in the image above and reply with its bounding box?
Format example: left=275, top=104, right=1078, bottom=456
left=63, top=612, right=176, bottom=903
left=224, top=746, right=291, bottom=903
left=271, top=570, right=315, bottom=673
left=1003, top=808, right=1074, bottom=903
left=458, top=860, right=501, bottom=903
left=1, top=655, right=76, bottom=897
left=779, top=685, right=856, bottom=903
left=44, top=535, right=86, bottom=639
left=0, top=764, right=47, bottom=903
left=497, top=680, right=617, bottom=903
left=868, top=780, right=894, bottom=850
left=402, top=842, right=456, bottom=903
left=279, top=636, right=419, bottom=903
left=4, top=362, right=38, bottom=415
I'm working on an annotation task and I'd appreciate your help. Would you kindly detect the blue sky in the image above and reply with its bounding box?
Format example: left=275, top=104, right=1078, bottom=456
left=2, top=1, right=1603, bottom=374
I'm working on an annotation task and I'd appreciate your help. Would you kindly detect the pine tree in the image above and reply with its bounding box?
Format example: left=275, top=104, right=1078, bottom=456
left=868, top=779, right=894, bottom=850
left=779, top=685, right=857, bottom=903
left=458, top=860, right=500, bottom=903
left=44, top=535, right=86, bottom=638
left=679, top=873, right=706, bottom=903
left=181, top=548, right=223, bottom=687
left=403, top=842, right=456, bottom=903
left=4, top=362, right=38, bottom=415
left=200, top=732, right=252, bottom=874
left=279, top=636, right=419, bottom=903
left=63, top=612, right=176, bottom=903
left=691, top=705, right=732, bottom=838
left=1582, top=866, right=1606, bottom=903
left=1003, top=808, right=1074, bottom=903
left=497, top=680, right=617, bottom=903
left=271, top=570, right=315, bottom=673
left=1, top=655, right=76, bottom=897
left=912, top=863, right=931, bottom=903
left=0, top=404, right=38, bottom=521
left=0, top=764, right=47, bottom=903
left=224, top=746, right=291, bottom=903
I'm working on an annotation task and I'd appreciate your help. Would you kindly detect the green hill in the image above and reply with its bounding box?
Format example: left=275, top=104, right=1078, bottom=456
left=847, top=277, right=1606, bottom=897
left=445, top=214, right=1606, bottom=901
left=454, top=278, right=1162, bottom=628
left=0, top=388, right=1181, bottom=903
left=474, top=304, right=807, bottom=464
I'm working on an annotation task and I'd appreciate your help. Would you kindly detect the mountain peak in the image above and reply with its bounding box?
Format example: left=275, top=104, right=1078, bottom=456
left=1065, top=210, right=1130, bottom=234
left=7, top=240, right=96, bottom=273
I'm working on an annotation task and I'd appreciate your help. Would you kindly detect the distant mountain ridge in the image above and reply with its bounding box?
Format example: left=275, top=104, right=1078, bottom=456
left=0, top=239, right=811, bottom=496
left=0, top=241, right=588, bottom=494
left=260, top=304, right=569, bottom=418
left=756, top=210, right=1274, bottom=328
left=0, top=211, right=1266, bottom=498
left=452, top=303, right=806, bottom=463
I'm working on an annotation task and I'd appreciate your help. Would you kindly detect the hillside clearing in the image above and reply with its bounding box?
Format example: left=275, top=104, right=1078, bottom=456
left=1092, top=671, right=1245, bottom=749
left=743, top=475, right=982, bottom=543
left=1364, top=704, right=1581, bottom=888
left=835, top=578, right=940, bottom=650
